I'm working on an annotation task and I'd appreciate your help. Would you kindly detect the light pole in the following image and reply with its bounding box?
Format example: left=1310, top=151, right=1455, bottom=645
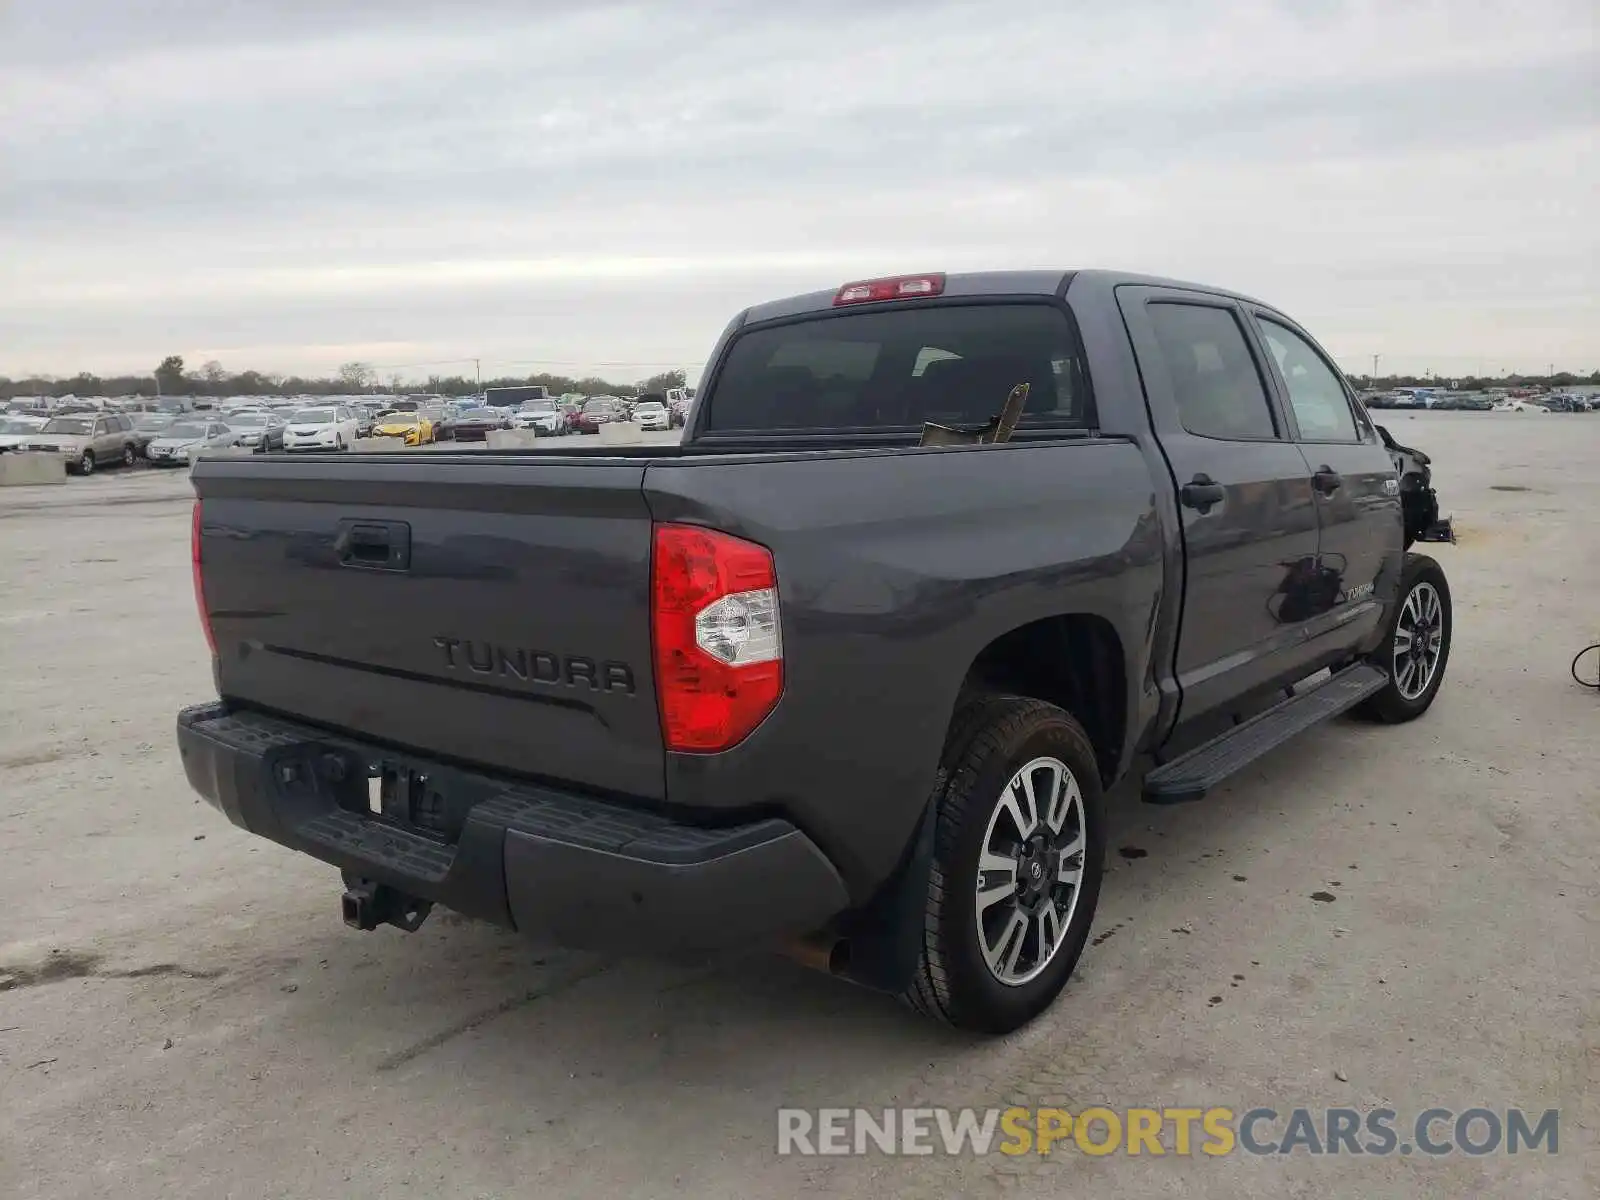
left=474, top=358, right=481, bottom=389
left=1372, top=353, right=1380, bottom=382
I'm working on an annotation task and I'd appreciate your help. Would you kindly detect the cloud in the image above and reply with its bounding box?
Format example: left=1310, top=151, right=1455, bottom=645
left=2, top=0, right=1595, bottom=379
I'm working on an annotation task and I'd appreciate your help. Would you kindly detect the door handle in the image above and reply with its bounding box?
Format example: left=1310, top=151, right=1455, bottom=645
left=336, top=520, right=411, bottom=570
left=1180, top=474, right=1226, bottom=514
left=1312, top=467, right=1343, bottom=495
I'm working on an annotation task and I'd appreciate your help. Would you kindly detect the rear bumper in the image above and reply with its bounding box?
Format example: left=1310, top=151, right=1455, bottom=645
left=176, top=703, right=848, bottom=951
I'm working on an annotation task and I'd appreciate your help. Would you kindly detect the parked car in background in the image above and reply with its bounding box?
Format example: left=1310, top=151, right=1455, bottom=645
left=511, top=399, right=569, bottom=436
left=145, top=419, right=241, bottom=466
left=129, top=412, right=174, bottom=453
left=0, top=415, right=47, bottom=451
left=445, top=407, right=507, bottom=442
left=225, top=410, right=287, bottom=452
left=371, top=411, right=436, bottom=446
left=573, top=396, right=628, bottom=433
left=24, top=413, right=142, bottom=474
left=630, top=396, right=672, bottom=431
left=284, top=406, right=359, bottom=452
left=349, top=405, right=379, bottom=438
left=1535, top=395, right=1591, bottom=413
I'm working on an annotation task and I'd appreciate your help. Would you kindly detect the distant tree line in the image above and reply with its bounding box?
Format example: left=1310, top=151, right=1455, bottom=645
left=5, top=355, right=1593, bottom=403
left=1348, top=371, right=1598, bottom=390
left=0, top=355, right=691, bottom=401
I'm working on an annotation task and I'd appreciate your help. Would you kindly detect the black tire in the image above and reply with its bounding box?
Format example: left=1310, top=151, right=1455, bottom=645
left=1356, top=553, right=1452, bottom=723
left=900, top=696, right=1106, bottom=1034
left=77, top=450, right=95, bottom=476
left=121, top=443, right=137, bottom=467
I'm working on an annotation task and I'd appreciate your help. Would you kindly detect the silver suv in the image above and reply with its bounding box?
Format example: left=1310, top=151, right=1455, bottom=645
left=25, top=413, right=142, bottom=475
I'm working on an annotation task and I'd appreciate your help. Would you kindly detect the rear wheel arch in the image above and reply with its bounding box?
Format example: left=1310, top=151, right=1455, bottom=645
left=956, top=614, right=1127, bottom=788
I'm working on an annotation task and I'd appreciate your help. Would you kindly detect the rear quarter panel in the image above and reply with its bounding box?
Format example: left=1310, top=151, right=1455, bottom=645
left=643, top=440, right=1164, bottom=896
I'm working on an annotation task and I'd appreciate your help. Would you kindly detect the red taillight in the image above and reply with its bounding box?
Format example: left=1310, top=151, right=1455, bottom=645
left=833, top=273, right=946, bottom=306
left=651, top=523, right=783, bottom=753
left=192, top=500, right=216, bottom=657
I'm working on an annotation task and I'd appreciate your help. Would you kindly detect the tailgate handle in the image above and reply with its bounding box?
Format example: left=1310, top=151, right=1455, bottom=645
left=337, top=520, right=411, bottom=570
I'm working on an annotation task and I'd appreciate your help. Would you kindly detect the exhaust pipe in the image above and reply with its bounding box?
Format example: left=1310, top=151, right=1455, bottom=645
left=782, top=932, right=850, bottom=975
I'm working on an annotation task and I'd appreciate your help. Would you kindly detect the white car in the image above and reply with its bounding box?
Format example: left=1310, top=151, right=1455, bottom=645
left=283, top=405, right=359, bottom=452
left=0, top=415, right=46, bottom=450
left=631, top=400, right=672, bottom=431
left=511, top=400, right=568, bottom=436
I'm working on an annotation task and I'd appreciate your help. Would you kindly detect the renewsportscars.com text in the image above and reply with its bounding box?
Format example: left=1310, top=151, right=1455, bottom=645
left=776, top=1106, right=1560, bottom=1158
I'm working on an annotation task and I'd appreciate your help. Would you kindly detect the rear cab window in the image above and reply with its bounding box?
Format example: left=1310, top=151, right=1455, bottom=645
left=703, top=303, right=1092, bottom=435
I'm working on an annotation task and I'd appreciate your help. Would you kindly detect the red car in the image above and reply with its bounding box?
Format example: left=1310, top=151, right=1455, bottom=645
left=573, top=397, right=627, bottom=434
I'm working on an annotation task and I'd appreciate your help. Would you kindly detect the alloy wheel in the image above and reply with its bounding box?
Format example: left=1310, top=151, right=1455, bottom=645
left=974, top=756, right=1088, bottom=986
left=1393, top=581, right=1445, bottom=700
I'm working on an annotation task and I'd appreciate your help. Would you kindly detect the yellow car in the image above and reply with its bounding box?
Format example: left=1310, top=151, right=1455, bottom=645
left=372, top=413, right=435, bottom=446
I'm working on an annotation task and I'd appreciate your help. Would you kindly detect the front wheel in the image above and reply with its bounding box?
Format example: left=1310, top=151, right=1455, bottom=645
left=900, top=696, right=1105, bottom=1034
left=1356, top=553, right=1452, bottom=723
left=77, top=450, right=96, bottom=476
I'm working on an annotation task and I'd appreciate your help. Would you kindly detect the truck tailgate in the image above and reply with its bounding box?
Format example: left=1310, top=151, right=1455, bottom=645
left=193, top=456, right=663, bottom=801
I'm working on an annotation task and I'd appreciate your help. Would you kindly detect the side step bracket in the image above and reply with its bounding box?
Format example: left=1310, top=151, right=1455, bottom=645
left=1142, top=663, right=1388, bottom=804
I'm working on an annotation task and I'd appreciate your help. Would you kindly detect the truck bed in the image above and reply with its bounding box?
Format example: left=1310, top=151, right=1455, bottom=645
left=192, top=438, right=1163, bottom=890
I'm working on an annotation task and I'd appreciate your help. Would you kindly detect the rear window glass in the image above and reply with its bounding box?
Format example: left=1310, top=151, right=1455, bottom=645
left=704, top=303, right=1091, bottom=432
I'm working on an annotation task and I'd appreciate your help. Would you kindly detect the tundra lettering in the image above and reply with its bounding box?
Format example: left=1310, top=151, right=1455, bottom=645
left=432, top=636, right=635, bottom=694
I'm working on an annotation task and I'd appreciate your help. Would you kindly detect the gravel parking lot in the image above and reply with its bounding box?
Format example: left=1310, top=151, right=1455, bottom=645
left=2, top=415, right=1595, bottom=1199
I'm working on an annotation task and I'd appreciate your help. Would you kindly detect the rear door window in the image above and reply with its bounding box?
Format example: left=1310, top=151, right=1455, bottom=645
left=704, top=303, right=1091, bottom=433
left=1146, top=303, right=1278, bottom=441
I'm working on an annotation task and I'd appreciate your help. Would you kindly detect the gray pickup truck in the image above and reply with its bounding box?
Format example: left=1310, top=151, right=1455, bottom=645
left=177, top=270, right=1454, bottom=1033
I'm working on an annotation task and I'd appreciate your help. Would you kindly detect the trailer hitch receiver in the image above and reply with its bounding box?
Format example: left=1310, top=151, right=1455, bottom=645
left=341, top=878, right=434, bottom=932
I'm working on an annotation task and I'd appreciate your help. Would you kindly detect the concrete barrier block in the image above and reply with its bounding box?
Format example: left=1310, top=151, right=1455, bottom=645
left=189, top=444, right=256, bottom=465
left=487, top=429, right=541, bottom=450
left=598, top=422, right=642, bottom=445
left=0, top=452, right=67, bottom=486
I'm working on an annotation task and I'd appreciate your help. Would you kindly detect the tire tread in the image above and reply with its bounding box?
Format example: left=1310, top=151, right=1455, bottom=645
left=900, top=695, right=1099, bottom=1030
left=1356, top=552, right=1451, bottom=724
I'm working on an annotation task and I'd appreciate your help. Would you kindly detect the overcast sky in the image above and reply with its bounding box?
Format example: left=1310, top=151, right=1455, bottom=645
left=2, top=0, right=1595, bottom=383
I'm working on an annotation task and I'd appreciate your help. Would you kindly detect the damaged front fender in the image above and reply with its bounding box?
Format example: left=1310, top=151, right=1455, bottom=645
left=1377, top=424, right=1455, bottom=547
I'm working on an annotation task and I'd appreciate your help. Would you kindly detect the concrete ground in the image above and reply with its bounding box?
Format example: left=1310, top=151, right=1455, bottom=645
left=1, top=413, right=1595, bottom=1199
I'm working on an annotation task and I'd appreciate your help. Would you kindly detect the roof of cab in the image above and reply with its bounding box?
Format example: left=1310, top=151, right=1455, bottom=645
left=737, top=268, right=1274, bottom=326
